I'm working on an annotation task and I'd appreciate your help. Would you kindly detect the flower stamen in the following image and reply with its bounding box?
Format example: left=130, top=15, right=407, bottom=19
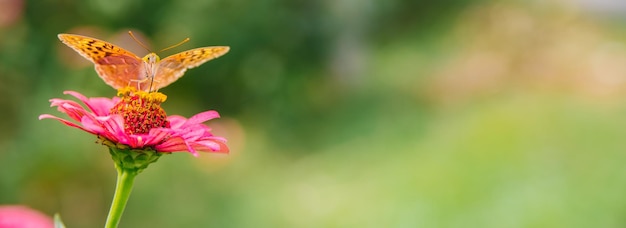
left=110, top=87, right=170, bottom=135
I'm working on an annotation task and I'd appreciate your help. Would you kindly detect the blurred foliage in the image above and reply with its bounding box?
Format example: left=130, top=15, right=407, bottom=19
left=3, top=0, right=626, bottom=227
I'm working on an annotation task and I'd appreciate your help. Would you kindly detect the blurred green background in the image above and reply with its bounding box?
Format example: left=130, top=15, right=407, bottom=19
left=2, top=0, right=626, bottom=227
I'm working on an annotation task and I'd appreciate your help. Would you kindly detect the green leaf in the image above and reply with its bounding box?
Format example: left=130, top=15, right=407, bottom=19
left=54, top=213, right=66, bottom=228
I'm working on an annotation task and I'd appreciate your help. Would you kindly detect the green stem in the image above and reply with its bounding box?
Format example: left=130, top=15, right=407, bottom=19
left=104, top=168, right=137, bottom=228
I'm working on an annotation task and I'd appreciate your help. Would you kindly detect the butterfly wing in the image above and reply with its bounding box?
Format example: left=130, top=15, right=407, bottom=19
left=152, top=46, right=230, bottom=90
left=58, top=34, right=146, bottom=90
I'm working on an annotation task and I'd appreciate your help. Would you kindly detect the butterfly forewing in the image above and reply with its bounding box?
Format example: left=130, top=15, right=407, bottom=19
left=58, top=34, right=137, bottom=62
left=58, top=34, right=146, bottom=89
left=152, top=46, right=230, bottom=90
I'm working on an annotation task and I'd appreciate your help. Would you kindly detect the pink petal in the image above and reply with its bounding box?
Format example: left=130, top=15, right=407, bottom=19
left=127, top=134, right=148, bottom=148
left=64, top=91, right=117, bottom=116
left=155, top=136, right=198, bottom=156
left=39, top=114, right=95, bottom=134
left=167, top=115, right=188, bottom=129
left=0, top=205, right=54, bottom=228
left=183, top=110, right=220, bottom=127
left=206, top=136, right=227, bottom=143
left=50, top=99, right=88, bottom=122
left=81, top=115, right=127, bottom=144
left=101, top=115, right=131, bottom=144
left=63, top=90, right=88, bottom=101
left=192, top=140, right=229, bottom=153
left=145, top=128, right=172, bottom=145
left=79, top=115, right=106, bottom=134
left=154, top=136, right=185, bottom=150
left=180, top=128, right=206, bottom=141
left=167, top=111, right=220, bottom=130
left=83, top=97, right=116, bottom=116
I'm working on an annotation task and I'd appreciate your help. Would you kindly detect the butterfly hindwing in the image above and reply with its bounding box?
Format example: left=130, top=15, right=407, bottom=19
left=95, top=55, right=146, bottom=90
left=152, top=46, right=230, bottom=90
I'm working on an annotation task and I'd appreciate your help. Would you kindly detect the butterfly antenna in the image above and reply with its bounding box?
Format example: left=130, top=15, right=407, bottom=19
left=128, top=31, right=152, bottom=53
left=159, top=37, right=190, bottom=52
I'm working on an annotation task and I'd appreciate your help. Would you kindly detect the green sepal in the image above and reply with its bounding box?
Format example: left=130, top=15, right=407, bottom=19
left=108, top=145, right=164, bottom=174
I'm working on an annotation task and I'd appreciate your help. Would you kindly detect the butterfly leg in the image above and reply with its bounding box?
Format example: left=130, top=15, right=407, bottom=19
left=128, top=78, right=151, bottom=91
left=127, top=77, right=162, bottom=92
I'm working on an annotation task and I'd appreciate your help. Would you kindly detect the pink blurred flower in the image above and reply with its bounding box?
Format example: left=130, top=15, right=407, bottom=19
left=0, top=205, right=53, bottom=228
left=39, top=88, right=229, bottom=156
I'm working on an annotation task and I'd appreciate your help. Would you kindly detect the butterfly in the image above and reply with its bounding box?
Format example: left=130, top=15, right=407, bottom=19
left=58, top=33, right=230, bottom=91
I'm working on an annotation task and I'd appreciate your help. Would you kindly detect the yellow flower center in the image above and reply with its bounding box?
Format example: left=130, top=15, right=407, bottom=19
left=109, top=87, right=170, bottom=134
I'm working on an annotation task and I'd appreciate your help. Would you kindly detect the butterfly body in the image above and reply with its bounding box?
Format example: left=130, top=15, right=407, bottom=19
left=58, top=33, right=229, bottom=91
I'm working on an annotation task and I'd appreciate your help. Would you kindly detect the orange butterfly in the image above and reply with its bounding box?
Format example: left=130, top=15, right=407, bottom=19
left=58, top=33, right=230, bottom=91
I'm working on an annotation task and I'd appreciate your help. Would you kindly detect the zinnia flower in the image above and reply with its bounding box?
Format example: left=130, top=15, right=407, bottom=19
left=40, top=87, right=229, bottom=227
left=0, top=205, right=54, bottom=228
left=39, top=87, right=229, bottom=156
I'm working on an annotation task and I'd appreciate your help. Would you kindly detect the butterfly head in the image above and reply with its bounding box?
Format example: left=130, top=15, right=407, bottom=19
left=142, top=53, right=161, bottom=64
left=142, top=53, right=161, bottom=91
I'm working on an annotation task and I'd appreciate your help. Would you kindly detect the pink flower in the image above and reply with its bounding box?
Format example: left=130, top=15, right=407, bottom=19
left=39, top=88, right=228, bottom=156
left=0, top=205, right=54, bottom=228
